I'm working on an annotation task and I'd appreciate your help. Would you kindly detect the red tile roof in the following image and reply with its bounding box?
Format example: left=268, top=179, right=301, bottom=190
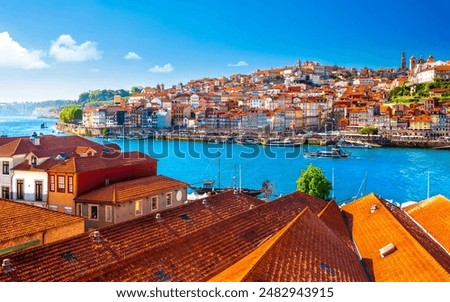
left=318, top=200, right=355, bottom=251
left=403, top=195, right=450, bottom=252
left=0, top=135, right=109, bottom=158
left=88, top=192, right=327, bottom=281
left=0, top=139, right=34, bottom=157
left=75, top=175, right=187, bottom=204
left=342, top=193, right=450, bottom=281
left=240, top=207, right=368, bottom=282
left=0, top=199, right=84, bottom=244
left=0, top=191, right=265, bottom=281
left=47, top=151, right=155, bottom=173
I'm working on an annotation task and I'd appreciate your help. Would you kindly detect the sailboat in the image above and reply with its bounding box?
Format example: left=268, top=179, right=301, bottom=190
left=189, top=156, right=263, bottom=197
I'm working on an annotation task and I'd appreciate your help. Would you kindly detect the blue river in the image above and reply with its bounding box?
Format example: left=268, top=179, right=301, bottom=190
left=1, top=116, right=449, bottom=205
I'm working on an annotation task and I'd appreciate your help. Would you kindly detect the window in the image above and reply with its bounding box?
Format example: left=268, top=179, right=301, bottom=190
left=64, top=207, right=73, bottom=214
left=76, top=204, right=83, bottom=216
left=16, top=179, right=24, bottom=200
left=135, top=199, right=142, bottom=216
left=35, top=181, right=43, bottom=201
left=105, top=206, right=112, bottom=222
left=166, top=193, right=172, bottom=207
left=2, top=161, right=9, bottom=175
left=31, top=156, right=37, bottom=166
left=68, top=176, right=73, bottom=193
left=88, top=205, right=98, bottom=220
left=57, top=176, right=65, bottom=193
left=151, top=196, right=159, bottom=211
left=50, top=175, right=55, bottom=192
left=1, top=186, right=9, bottom=199
left=48, top=204, right=58, bottom=211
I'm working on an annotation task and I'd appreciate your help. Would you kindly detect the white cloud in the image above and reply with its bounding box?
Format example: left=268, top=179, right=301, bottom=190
left=90, top=68, right=100, bottom=73
left=228, top=60, right=248, bottom=67
left=124, top=52, right=141, bottom=60
left=148, top=63, right=174, bottom=73
left=0, top=32, right=49, bottom=69
left=49, top=34, right=102, bottom=62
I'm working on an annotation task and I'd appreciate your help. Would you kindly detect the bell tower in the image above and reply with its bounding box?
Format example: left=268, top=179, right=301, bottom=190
left=401, top=51, right=406, bottom=70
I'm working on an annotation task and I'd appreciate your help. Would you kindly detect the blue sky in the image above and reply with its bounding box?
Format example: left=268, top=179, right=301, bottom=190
left=0, top=0, right=449, bottom=102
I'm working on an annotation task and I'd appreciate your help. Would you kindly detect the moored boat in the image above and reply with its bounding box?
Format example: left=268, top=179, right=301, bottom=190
left=303, top=145, right=350, bottom=158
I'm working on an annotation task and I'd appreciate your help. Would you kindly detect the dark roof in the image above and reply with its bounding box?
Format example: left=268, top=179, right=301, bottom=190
left=0, top=191, right=265, bottom=281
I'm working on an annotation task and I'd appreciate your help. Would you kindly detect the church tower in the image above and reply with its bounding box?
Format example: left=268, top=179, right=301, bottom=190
left=401, top=51, right=406, bottom=70
left=409, top=55, right=417, bottom=73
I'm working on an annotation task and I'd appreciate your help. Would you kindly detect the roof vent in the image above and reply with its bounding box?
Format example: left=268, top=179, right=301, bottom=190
left=92, top=231, right=102, bottom=243
left=233, top=189, right=237, bottom=195
left=370, top=204, right=379, bottom=213
left=249, top=204, right=254, bottom=210
left=2, top=259, right=14, bottom=273
left=155, top=213, right=163, bottom=223
left=379, top=243, right=396, bottom=258
left=202, top=199, right=209, bottom=208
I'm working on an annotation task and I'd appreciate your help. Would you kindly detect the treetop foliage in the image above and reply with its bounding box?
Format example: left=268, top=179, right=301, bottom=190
left=296, top=163, right=332, bottom=200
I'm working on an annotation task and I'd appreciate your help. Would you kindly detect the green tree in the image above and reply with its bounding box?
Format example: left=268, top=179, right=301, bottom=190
left=296, top=164, right=332, bottom=200
left=130, top=86, right=142, bottom=94
left=359, top=126, right=378, bottom=135
left=59, top=106, right=82, bottom=123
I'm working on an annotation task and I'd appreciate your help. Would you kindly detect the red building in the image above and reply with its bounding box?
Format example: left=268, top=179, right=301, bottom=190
left=46, top=151, right=157, bottom=213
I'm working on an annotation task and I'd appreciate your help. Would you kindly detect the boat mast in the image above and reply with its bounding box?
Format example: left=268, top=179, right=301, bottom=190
left=217, top=152, right=221, bottom=189
left=427, top=171, right=430, bottom=200
left=239, top=164, right=242, bottom=193
left=332, top=167, right=335, bottom=199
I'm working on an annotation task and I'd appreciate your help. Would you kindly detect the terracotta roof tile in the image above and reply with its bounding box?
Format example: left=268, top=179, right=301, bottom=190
left=404, top=195, right=450, bottom=252
left=47, top=151, right=155, bottom=173
left=75, top=175, right=187, bottom=203
left=0, top=139, right=35, bottom=157
left=90, top=191, right=327, bottom=281
left=342, top=193, right=450, bottom=281
left=318, top=200, right=355, bottom=251
left=0, top=199, right=84, bottom=244
left=238, top=207, right=368, bottom=282
left=0, top=191, right=265, bottom=281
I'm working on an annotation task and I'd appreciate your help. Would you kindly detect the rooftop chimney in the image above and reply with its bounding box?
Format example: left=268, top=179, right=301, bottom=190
left=29, top=132, right=40, bottom=146
left=379, top=243, right=396, bottom=258
left=370, top=204, right=379, bottom=214
left=2, top=259, right=14, bottom=273
left=92, top=231, right=102, bottom=243
left=202, top=199, right=209, bottom=208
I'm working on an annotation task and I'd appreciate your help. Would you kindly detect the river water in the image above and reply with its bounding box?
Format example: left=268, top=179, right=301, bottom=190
left=1, top=116, right=449, bottom=204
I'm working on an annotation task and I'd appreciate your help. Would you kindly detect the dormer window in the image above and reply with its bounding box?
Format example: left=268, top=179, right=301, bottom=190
left=31, top=156, right=37, bottom=166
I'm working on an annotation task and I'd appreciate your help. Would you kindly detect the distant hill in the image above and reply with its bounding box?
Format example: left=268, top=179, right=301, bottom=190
left=78, top=89, right=130, bottom=103
left=0, top=100, right=74, bottom=116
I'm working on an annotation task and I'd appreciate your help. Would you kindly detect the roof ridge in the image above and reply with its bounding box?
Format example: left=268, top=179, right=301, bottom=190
left=238, top=207, right=311, bottom=281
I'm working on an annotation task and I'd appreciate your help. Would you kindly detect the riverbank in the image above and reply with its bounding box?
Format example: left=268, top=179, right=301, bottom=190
left=56, top=121, right=450, bottom=149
